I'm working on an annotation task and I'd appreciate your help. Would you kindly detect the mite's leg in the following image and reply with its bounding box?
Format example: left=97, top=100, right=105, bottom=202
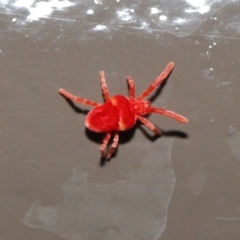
left=126, top=77, right=135, bottom=100
left=137, top=62, right=174, bottom=100
left=137, top=115, right=161, bottom=135
left=59, top=88, right=99, bottom=107
left=106, top=132, right=119, bottom=160
left=100, top=132, right=111, bottom=158
left=99, top=71, right=110, bottom=101
left=146, top=108, right=188, bottom=123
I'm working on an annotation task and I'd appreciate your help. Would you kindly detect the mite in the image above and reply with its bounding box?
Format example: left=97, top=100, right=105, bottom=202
left=59, top=62, right=188, bottom=160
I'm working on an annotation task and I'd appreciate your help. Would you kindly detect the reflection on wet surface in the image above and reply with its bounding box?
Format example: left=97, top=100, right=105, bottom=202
left=0, top=0, right=238, bottom=38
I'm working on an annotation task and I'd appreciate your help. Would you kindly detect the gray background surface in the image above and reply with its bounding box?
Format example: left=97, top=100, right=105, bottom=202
left=1, top=0, right=240, bottom=239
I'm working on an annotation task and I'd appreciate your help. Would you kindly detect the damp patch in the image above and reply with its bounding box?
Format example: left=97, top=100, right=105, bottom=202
left=23, top=139, right=175, bottom=240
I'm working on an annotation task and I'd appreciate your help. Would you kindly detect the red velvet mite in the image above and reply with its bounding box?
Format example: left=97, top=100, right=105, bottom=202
left=59, top=62, right=188, bottom=160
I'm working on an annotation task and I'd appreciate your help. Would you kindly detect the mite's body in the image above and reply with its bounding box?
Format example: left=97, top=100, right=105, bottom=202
left=86, top=95, right=136, bottom=132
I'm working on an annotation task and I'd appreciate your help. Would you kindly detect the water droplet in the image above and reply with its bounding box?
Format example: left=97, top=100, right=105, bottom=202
left=87, top=9, right=94, bottom=14
left=228, top=126, right=234, bottom=134
left=151, top=7, right=161, bottom=14
left=206, top=51, right=210, bottom=61
left=94, top=0, right=102, bottom=4
left=203, top=68, right=215, bottom=80
left=159, top=15, right=167, bottom=21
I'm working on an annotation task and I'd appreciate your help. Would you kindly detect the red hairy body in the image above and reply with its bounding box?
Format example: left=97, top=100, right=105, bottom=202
left=59, top=62, right=188, bottom=160
left=86, top=95, right=136, bottom=132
